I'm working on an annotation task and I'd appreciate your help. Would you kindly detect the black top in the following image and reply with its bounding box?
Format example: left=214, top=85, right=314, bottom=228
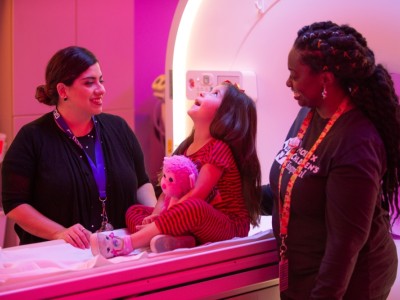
left=2, top=112, right=150, bottom=244
left=270, top=107, right=397, bottom=299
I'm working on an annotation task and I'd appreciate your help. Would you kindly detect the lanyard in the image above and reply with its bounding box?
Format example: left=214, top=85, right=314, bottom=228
left=278, top=99, right=350, bottom=255
left=53, top=109, right=113, bottom=231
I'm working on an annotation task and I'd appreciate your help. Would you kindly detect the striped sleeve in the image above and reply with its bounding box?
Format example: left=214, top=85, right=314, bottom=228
left=207, top=140, right=234, bottom=172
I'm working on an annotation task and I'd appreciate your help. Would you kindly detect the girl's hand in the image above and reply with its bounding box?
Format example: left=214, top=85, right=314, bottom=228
left=54, top=224, right=91, bottom=249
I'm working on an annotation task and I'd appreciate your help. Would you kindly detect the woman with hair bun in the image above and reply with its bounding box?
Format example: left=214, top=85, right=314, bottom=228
left=269, top=21, right=400, bottom=299
left=1, top=46, right=157, bottom=248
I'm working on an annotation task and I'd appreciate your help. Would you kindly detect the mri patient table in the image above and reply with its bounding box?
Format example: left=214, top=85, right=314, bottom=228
left=0, top=216, right=279, bottom=299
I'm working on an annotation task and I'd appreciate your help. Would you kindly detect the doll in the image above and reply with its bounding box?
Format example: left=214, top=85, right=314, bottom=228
left=147, top=155, right=200, bottom=253
left=160, top=155, right=199, bottom=210
left=91, top=155, right=199, bottom=257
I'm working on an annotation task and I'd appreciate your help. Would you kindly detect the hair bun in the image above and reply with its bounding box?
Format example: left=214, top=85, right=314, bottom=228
left=35, top=85, right=48, bottom=104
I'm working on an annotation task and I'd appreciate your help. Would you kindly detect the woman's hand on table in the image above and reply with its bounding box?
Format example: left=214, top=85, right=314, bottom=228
left=55, top=224, right=91, bottom=249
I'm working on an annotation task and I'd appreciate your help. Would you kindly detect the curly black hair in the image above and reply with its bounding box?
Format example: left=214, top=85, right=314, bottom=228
left=294, top=21, right=400, bottom=222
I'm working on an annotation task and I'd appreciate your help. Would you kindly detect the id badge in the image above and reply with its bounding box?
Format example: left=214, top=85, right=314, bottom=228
left=279, top=258, right=289, bottom=292
left=98, top=221, right=114, bottom=232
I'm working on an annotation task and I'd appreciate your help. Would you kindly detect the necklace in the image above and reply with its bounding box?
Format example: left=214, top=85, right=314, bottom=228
left=277, top=99, right=350, bottom=292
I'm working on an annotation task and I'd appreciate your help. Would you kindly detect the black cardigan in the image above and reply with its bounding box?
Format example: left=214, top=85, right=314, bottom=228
left=2, top=112, right=150, bottom=244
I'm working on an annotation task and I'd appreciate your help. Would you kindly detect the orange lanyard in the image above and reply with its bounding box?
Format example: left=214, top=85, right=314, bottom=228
left=278, top=99, right=350, bottom=259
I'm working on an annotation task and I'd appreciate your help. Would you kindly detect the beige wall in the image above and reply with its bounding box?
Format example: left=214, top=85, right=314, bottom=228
left=0, top=0, right=135, bottom=247
left=0, top=0, right=13, bottom=141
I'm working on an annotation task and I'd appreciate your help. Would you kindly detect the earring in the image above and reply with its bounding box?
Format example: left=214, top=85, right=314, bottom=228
left=64, top=97, right=68, bottom=101
left=321, top=87, right=327, bottom=100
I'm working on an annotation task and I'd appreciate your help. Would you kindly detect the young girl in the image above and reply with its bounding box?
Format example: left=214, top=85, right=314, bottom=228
left=90, top=81, right=262, bottom=258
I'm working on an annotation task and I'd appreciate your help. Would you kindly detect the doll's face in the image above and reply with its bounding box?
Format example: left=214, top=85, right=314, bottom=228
left=161, top=169, right=184, bottom=198
left=161, top=170, right=176, bottom=195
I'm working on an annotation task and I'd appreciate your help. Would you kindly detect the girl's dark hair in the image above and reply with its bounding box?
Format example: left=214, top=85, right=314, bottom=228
left=174, top=83, right=262, bottom=226
left=35, top=46, right=98, bottom=106
left=294, top=21, right=400, bottom=222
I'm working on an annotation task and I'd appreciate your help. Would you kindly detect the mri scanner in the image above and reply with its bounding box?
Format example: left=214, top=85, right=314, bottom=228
left=1, top=0, right=400, bottom=298
left=164, top=0, right=400, bottom=180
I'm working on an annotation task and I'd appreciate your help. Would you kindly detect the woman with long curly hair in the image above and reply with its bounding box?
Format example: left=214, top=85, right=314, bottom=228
left=269, top=21, right=400, bottom=299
